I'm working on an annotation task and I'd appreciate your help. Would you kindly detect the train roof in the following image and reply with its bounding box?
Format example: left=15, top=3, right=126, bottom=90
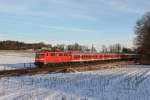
left=36, top=50, right=137, bottom=55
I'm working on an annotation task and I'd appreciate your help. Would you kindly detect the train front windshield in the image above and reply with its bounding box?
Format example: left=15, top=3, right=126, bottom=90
left=36, top=53, right=45, bottom=57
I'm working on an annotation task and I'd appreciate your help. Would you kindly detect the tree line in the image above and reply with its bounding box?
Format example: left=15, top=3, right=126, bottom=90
left=101, top=44, right=133, bottom=53
left=42, top=43, right=132, bottom=53
left=0, top=40, right=51, bottom=50
left=0, top=40, right=132, bottom=53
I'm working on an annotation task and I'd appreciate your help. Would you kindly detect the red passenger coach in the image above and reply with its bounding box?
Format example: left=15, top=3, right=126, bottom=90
left=35, top=51, right=136, bottom=67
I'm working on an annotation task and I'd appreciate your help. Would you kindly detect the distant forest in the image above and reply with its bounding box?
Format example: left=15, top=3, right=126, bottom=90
left=0, top=40, right=51, bottom=50
left=0, top=40, right=94, bottom=52
left=0, top=40, right=133, bottom=53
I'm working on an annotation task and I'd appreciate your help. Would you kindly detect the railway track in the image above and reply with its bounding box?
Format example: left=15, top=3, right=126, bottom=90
left=0, top=61, right=135, bottom=77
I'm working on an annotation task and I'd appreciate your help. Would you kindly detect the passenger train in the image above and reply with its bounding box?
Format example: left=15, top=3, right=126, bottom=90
left=35, top=50, right=137, bottom=67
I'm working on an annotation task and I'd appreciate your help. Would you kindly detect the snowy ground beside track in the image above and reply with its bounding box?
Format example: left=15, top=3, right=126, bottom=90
left=0, top=51, right=150, bottom=100
left=0, top=51, right=35, bottom=70
left=0, top=65, right=150, bottom=100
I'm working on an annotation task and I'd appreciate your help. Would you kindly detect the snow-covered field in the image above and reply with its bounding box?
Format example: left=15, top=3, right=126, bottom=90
left=0, top=51, right=150, bottom=100
left=0, top=51, right=35, bottom=70
left=0, top=65, right=150, bottom=100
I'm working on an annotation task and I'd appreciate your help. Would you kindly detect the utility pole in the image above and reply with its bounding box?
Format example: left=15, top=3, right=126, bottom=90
left=91, top=44, right=94, bottom=53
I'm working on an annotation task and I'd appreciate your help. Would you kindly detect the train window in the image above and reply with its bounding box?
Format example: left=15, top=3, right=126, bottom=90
left=36, top=53, right=45, bottom=57
left=82, top=55, right=84, bottom=58
left=51, top=53, right=56, bottom=56
left=59, top=53, right=63, bottom=56
left=64, top=54, right=67, bottom=56
left=78, top=55, right=80, bottom=58
left=84, top=55, right=85, bottom=58
left=47, top=53, right=49, bottom=56
left=74, top=55, right=78, bottom=58
left=94, top=55, right=97, bottom=58
left=75, top=55, right=77, bottom=58
left=74, top=55, right=80, bottom=58
left=55, top=53, right=59, bottom=56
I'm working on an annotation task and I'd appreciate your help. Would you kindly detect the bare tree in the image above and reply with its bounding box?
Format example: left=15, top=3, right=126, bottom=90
left=101, top=45, right=108, bottom=53
left=115, top=43, right=122, bottom=53
left=56, top=44, right=65, bottom=51
left=135, top=12, right=150, bottom=60
left=108, top=43, right=122, bottom=53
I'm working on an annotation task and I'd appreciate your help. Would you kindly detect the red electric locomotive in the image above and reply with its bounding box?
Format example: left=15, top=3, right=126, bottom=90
left=34, top=50, right=136, bottom=67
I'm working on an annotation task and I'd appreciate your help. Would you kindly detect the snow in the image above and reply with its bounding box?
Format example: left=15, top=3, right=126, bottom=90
left=0, top=51, right=150, bottom=100
left=0, top=65, right=150, bottom=100
left=0, top=51, right=35, bottom=70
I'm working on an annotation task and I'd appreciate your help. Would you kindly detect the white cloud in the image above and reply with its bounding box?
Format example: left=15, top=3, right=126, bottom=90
left=0, top=18, right=97, bottom=33
left=0, top=33, right=10, bottom=40
left=98, top=0, right=149, bottom=15
left=22, top=21, right=97, bottom=33
left=0, top=0, right=96, bottom=21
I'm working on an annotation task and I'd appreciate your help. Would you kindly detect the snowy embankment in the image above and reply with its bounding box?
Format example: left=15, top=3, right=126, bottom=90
left=0, top=51, right=36, bottom=70
left=1, top=65, right=150, bottom=100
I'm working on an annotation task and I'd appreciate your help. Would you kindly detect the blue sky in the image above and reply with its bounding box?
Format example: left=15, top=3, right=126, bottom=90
left=0, top=0, right=150, bottom=49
